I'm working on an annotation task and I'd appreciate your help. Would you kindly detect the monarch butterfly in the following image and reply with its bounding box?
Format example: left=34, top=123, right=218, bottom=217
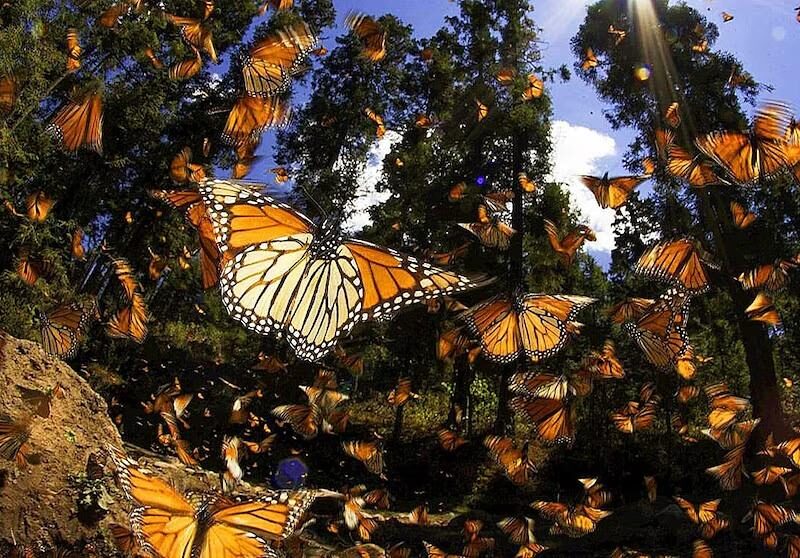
left=706, top=441, right=746, bottom=490
left=776, top=437, right=800, bottom=467
left=108, top=445, right=336, bottom=557
left=270, top=166, right=290, bottom=184
left=511, top=396, right=576, bottom=445
left=641, top=157, right=656, bottom=175
left=676, top=385, right=701, bottom=403
left=170, top=147, right=206, bottom=183
left=655, top=128, right=675, bottom=160
left=66, top=29, right=81, bottom=73
left=610, top=384, right=660, bottom=434
left=510, top=371, right=579, bottom=400
left=436, top=326, right=480, bottom=363
left=222, top=96, right=291, bottom=146
left=232, top=138, right=260, bottom=179
left=166, top=14, right=217, bottom=62
left=38, top=300, right=96, bottom=359
left=200, top=179, right=492, bottom=361
left=0, top=74, right=18, bottom=113
left=531, top=500, right=611, bottom=538
left=730, top=201, right=756, bottom=229
left=475, top=98, right=488, bottom=122
left=643, top=476, right=657, bottom=504
left=252, top=352, right=288, bottom=373
left=71, top=228, right=85, bottom=260
left=16, top=249, right=53, bottom=285
left=673, top=497, right=729, bottom=540
left=608, top=24, right=626, bottom=45
left=581, top=48, right=598, bottom=71
left=46, top=92, right=103, bottom=153
left=543, top=219, right=596, bottom=265
left=584, top=340, right=625, bottom=379
left=169, top=46, right=203, bottom=80
left=108, top=522, right=146, bottom=557
left=147, top=248, right=168, bottom=280
left=666, top=146, right=721, bottom=188
left=345, top=12, right=386, bottom=62
left=580, top=172, right=648, bottom=209
left=664, top=102, right=681, bottom=128
left=750, top=502, right=797, bottom=539
left=692, top=39, right=708, bottom=53
left=387, top=378, right=417, bottom=407
left=522, top=74, right=544, bottom=101
left=437, top=428, right=468, bottom=451
left=752, top=465, right=791, bottom=486
left=721, top=11, right=734, bottom=22
left=462, top=291, right=595, bottom=363
left=107, top=256, right=141, bottom=301
left=745, top=291, right=781, bottom=326
left=483, top=435, right=535, bottom=484
left=518, top=172, right=537, bottom=192
left=106, top=291, right=149, bottom=343
left=242, top=22, right=318, bottom=98
left=425, top=296, right=467, bottom=315
left=607, top=297, right=654, bottom=324
left=448, top=181, right=468, bottom=202
left=695, top=101, right=793, bottom=184
left=737, top=257, right=798, bottom=291
left=704, top=382, right=750, bottom=431
left=143, top=47, right=164, bottom=69
left=414, top=114, right=433, bottom=130
left=364, top=107, right=385, bottom=138
left=423, top=242, right=471, bottom=266
left=272, top=403, right=321, bottom=439
left=423, top=542, right=465, bottom=558
left=516, top=542, right=548, bottom=557
left=459, top=221, right=515, bottom=250
left=497, top=516, right=535, bottom=545
left=342, top=439, right=385, bottom=478
left=0, top=414, right=35, bottom=467
left=635, top=239, right=716, bottom=295
left=258, top=0, right=292, bottom=15
left=18, top=384, right=64, bottom=419
left=98, top=2, right=128, bottom=27
left=150, top=189, right=221, bottom=289
left=335, top=346, right=365, bottom=376
left=495, top=67, right=515, bottom=85
left=622, top=289, right=691, bottom=369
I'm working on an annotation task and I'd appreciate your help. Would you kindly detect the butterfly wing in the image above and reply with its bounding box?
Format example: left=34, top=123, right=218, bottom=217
left=108, top=446, right=197, bottom=558
left=463, top=295, right=520, bottom=363
left=518, top=294, right=595, bottom=361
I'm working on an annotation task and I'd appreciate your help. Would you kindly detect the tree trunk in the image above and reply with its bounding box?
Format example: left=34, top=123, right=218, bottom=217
left=700, top=189, right=789, bottom=441
left=494, top=367, right=514, bottom=435
left=391, top=405, right=404, bottom=444
left=448, top=355, right=471, bottom=430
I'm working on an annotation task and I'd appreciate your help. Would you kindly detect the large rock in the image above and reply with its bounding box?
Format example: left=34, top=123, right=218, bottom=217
left=0, top=332, right=125, bottom=547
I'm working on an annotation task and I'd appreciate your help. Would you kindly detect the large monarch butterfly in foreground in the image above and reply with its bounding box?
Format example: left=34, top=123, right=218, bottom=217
left=200, top=179, right=493, bottom=361
left=46, top=91, right=103, bottom=153
left=461, top=291, right=595, bottom=363
left=107, top=445, right=340, bottom=558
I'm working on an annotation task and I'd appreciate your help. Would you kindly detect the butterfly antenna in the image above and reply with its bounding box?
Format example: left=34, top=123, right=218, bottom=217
left=299, top=185, right=327, bottom=218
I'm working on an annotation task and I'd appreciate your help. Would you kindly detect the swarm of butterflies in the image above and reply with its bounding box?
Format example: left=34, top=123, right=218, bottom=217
left=6, top=0, right=800, bottom=555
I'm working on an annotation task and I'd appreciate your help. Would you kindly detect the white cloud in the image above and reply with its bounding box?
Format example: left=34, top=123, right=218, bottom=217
left=343, top=130, right=402, bottom=231
left=547, top=120, right=618, bottom=253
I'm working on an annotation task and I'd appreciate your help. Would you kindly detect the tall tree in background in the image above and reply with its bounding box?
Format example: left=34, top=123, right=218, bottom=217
left=574, top=0, right=792, bottom=439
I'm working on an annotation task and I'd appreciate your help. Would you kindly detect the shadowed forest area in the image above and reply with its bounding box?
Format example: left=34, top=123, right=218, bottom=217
left=2, top=0, right=800, bottom=556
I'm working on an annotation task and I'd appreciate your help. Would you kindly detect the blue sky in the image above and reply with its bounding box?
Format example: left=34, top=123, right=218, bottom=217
left=235, top=0, right=799, bottom=267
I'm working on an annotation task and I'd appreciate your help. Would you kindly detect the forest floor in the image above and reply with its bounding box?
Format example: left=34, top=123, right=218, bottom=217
left=0, top=333, right=786, bottom=556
